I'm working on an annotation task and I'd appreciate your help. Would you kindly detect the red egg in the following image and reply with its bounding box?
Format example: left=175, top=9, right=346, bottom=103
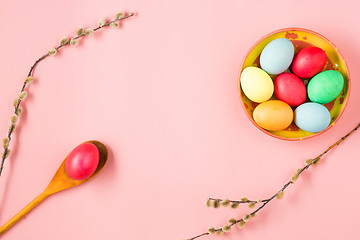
left=65, top=143, right=100, bottom=180
left=274, top=73, right=306, bottom=107
left=291, top=47, right=326, bottom=78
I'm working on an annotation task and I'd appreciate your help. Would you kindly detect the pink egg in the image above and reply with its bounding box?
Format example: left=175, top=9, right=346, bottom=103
left=65, top=143, right=100, bottom=180
left=274, top=73, right=306, bottom=107
left=291, top=47, right=326, bottom=78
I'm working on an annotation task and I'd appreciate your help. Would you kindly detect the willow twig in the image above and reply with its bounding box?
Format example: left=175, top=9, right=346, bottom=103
left=187, top=122, right=360, bottom=240
left=0, top=12, right=136, bottom=176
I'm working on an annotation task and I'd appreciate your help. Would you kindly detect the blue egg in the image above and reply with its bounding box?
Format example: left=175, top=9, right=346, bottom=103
left=294, top=103, right=331, bottom=133
left=260, top=38, right=294, bottom=75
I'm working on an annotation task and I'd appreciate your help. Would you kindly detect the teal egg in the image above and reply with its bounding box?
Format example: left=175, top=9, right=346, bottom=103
left=307, top=70, right=344, bottom=104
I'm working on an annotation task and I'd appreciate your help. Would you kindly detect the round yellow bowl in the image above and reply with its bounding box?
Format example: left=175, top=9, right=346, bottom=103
left=238, top=28, right=350, bottom=141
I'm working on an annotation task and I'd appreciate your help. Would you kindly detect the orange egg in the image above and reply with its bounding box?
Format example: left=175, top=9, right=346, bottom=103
left=253, top=100, right=293, bottom=131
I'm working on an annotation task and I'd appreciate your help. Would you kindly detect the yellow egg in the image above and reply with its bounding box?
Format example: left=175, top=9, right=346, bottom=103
left=240, top=67, right=274, bottom=103
left=253, top=100, right=293, bottom=131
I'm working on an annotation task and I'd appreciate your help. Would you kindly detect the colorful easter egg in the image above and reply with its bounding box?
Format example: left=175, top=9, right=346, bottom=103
left=274, top=73, right=306, bottom=107
left=65, top=142, right=100, bottom=180
left=240, top=66, right=274, bottom=103
left=260, top=38, right=294, bottom=75
left=291, top=47, right=326, bottom=78
left=294, top=102, right=331, bottom=132
left=253, top=100, right=293, bottom=131
left=307, top=70, right=344, bottom=104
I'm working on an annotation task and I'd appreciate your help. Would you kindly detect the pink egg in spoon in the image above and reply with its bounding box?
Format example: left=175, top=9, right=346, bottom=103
left=65, top=142, right=100, bottom=180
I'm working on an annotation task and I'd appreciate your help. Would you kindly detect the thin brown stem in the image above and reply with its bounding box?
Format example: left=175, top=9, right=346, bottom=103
left=0, top=12, right=136, bottom=176
left=188, top=232, right=209, bottom=240
left=208, top=197, right=269, bottom=204
left=187, top=122, right=360, bottom=240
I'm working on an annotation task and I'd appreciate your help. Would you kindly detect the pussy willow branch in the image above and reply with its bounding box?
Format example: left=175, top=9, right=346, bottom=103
left=208, top=198, right=270, bottom=204
left=0, top=12, right=136, bottom=176
left=187, top=122, right=360, bottom=240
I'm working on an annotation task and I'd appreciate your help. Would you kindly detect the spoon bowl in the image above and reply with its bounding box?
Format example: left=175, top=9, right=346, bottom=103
left=0, top=140, right=108, bottom=235
left=46, top=140, right=108, bottom=194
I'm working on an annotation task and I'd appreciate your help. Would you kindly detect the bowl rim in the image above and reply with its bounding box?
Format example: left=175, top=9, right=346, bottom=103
left=237, top=27, right=351, bottom=141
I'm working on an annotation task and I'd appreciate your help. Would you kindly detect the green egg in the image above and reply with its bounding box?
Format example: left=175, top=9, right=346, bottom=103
left=307, top=70, right=344, bottom=104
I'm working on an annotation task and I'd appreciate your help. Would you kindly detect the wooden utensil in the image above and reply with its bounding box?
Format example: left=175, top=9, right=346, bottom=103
left=0, top=140, right=108, bottom=236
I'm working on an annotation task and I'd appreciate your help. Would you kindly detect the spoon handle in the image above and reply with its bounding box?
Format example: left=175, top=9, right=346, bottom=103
left=0, top=191, right=49, bottom=236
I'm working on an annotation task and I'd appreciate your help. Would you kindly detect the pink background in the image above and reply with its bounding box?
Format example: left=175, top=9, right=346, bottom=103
left=0, top=0, right=360, bottom=239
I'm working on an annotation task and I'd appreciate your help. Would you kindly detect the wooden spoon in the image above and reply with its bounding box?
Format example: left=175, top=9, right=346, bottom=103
left=0, top=140, right=108, bottom=236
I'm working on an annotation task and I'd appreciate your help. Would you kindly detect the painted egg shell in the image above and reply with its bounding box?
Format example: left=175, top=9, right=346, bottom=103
left=274, top=73, right=306, bottom=107
left=294, top=102, right=331, bottom=133
left=66, top=143, right=100, bottom=180
left=253, top=100, right=293, bottom=131
left=260, top=38, right=294, bottom=75
left=240, top=67, right=274, bottom=103
left=307, top=70, right=344, bottom=104
left=291, top=47, right=326, bottom=78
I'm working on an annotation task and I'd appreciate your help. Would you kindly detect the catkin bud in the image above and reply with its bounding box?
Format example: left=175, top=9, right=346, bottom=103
left=248, top=202, right=256, bottom=209
left=10, top=114, right=18, bottom=124
left=243, top=214, right=251, bottom=222
left=230, top=202, right=239, bottom=209
left=237, top=219, right=246, bottom=229
left=9, top=124, right=15, bottom=132
left=49, top=48, right=57, bottom=56
left=19, top=91, right=27, bottom=100
left=228, top=218, right=236, bottom=225
left=98, top=18, right=106, bottom=27
left=70, top=38, right=79, bottom=46
left=13, top=98, right=19, bottom=107
left=115, top=11, right=125, bottom=19
left=222, top=225, right=231, bottom=232
left=213, top=200, right=220, bottom=208
left=207, top=227, right=215, bottom=234
left=277, top=191, right=284, bottom=199
left=2, top=149, right=10, bottom=159
left=313, top=157, right=321, bottom=165
left=60, top=37, right=69, bottom=45
left=216, top=230, right=223, bottom=236
left=110, top=22, right=119, bottom=28
left=205, top=199, right=211, bottom=208
left=76, top=28, right=84, bottom=36
left=85, top=28, right=94, bottom=36
left=305, top=159, right=313, bottom=165
left=2, top=138, right=9, bottom=148
left=25, top=76, right=34, bottom=84
left=241, top=197, right=248, bottom=202
left=16, top=107, right=23, bottom=116
left=291, top=168, right=302, bottom=182
left=221, top=199, right=230, bottom=207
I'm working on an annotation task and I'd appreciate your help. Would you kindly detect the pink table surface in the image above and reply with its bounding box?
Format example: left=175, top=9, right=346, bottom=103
left=0, top=0, right=360, bottom=239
